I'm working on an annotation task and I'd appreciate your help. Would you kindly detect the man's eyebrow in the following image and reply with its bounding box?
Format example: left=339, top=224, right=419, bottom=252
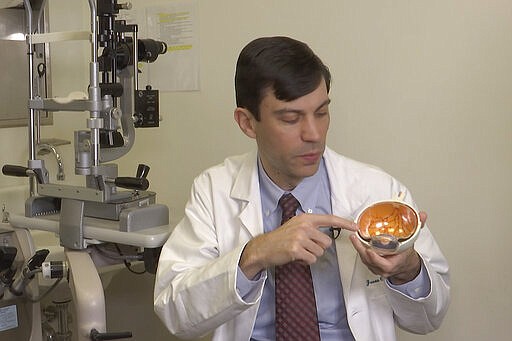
left=273, top=98, right=331, bottom=115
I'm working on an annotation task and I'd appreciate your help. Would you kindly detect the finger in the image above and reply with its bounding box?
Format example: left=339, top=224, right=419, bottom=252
left=287, top=226, right=332, bottom=255
left=349, top=234, right=368, bottom=254
left=350, top=234, right=388, bottom=266
left=309, top=229, right=333, bottom=249
left=419, top=211, right=428, bottom=228
left=303, top=238, right=329, bottom=258
left=287, top=242, right=321, bottom=265
left=296, top=237, right=334, bottom=265
left=349, top=235, right=381, bottom=272
left=364, top=247, right=390, bottom=266
left=306, top=214, right=359, bottom=232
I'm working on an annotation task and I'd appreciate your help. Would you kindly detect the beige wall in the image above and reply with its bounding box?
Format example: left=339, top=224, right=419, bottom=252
left=1, top=0, right=510, bottom=340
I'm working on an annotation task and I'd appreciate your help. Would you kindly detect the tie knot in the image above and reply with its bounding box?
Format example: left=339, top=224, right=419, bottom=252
left=279, top=193, right=300, bottom=223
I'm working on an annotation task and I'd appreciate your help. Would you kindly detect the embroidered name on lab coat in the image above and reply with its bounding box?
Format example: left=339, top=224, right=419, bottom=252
left=366, top=277, right=383, bottom=287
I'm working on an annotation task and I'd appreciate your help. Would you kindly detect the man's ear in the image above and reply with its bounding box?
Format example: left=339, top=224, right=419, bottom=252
left=234, top=107, right=257, bottom=139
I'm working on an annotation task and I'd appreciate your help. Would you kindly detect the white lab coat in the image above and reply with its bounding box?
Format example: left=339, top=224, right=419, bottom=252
left=154, top=147, right=450, bottom=341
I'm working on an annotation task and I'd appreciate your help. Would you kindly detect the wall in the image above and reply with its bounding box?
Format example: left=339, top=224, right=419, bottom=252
left=0, top=0, right=510, bottom=340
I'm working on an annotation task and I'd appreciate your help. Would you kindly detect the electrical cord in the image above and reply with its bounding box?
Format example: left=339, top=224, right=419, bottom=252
left=92, top=244, right=146, bottom=275
left=29, top=277, right=63, bottom=303
left=92, top=244, right=142, bottom=261
left=114, top=244, right=146, bottom=275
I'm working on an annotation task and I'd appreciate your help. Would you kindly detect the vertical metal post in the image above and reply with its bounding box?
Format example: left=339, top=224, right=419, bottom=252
left=133, top=28, right=139, bottom=92
left=23, top=0, right=37, bottom=196
left=87, top=0, right=102, bottom=169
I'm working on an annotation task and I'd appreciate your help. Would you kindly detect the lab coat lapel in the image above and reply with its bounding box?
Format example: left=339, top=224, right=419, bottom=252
left=325, top=148, right=358, bottom=300
left=332, top=195, right=358, bottom=301
left=231, top=151, right=264, bottom=239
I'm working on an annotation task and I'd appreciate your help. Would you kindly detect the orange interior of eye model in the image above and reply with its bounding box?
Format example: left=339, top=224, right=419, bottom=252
left=357, top=202, right=418, bottom=241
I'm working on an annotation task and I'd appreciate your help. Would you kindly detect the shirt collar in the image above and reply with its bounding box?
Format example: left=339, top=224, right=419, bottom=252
left=258, top=157, right=325, bottom=215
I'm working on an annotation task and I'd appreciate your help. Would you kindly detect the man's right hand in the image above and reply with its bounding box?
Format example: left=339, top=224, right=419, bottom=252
left=239, top=214, right=358, bottom=279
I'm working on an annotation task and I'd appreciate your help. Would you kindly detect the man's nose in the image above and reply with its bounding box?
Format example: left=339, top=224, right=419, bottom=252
left=301, top=116, right=322, bottom=142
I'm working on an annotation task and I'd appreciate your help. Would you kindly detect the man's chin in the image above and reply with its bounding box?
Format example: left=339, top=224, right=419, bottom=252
left=298, top=163, right=321, bottom=178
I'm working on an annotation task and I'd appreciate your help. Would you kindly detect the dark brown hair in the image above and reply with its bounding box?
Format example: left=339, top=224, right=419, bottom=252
left=235, top=36, right=331, bottom=120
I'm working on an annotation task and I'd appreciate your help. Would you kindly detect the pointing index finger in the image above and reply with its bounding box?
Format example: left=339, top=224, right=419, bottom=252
left=307, top=214, right=359, bottom=232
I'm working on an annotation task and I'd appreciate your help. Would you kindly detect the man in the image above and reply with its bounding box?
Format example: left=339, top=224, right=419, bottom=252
left=154, top=36, right=450, bottom=341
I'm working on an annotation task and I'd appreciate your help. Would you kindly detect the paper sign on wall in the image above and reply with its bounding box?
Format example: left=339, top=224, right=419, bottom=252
left=144, top=1, right=200, bottom=92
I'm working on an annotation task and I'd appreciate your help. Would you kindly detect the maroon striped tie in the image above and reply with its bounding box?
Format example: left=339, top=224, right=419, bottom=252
left=275, top=193, right=321, bottom=341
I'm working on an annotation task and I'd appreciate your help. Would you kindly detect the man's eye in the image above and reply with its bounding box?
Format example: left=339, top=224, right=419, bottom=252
left=281, top=114, right=299, bottom=123
left=283, top=118, right=299, bottom=124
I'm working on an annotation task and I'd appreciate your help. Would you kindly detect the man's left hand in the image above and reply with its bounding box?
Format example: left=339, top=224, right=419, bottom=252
left=349, top=211, right=427, bottom=285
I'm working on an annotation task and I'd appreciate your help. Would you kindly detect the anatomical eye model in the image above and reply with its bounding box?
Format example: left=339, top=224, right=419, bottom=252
left=355, top=196, right=421, bottom=255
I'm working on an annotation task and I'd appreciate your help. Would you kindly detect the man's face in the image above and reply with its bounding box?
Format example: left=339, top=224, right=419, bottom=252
left=254, top=81, right=330, bottom=190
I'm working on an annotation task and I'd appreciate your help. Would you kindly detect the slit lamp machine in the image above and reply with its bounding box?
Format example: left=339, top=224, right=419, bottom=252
left=1, top=0, right=171, bottom=340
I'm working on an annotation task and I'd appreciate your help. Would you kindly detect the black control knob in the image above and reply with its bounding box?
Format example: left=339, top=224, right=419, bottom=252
left=136, top=164, right=150, bottom=178
left=90, top=328, right=132, bottom=340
